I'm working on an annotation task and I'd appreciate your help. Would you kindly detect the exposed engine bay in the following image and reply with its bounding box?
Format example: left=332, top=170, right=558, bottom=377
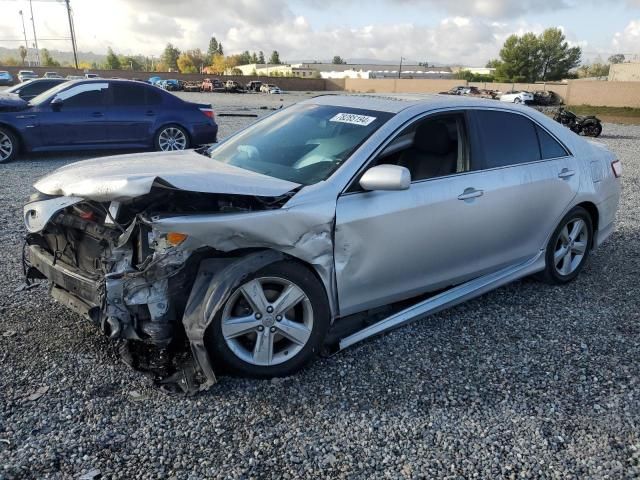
left=24, top=188, right=296, bottom=393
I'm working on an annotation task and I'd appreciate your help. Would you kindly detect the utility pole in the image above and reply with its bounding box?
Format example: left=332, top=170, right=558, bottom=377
left=398, top=57, right=405, bottom=79
left=65, top=0, right=79, bottom=69
left=19, top=10, right=30, bottom=65
left=28, top=0, right=40, bottom=66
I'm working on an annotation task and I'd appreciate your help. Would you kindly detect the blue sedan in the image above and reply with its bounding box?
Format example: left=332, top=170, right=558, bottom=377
left=0, top=79, right=218, bottom=163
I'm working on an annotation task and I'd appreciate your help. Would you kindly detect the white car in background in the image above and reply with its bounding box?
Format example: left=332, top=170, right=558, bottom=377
left=500, top=91, right=535, bottom=105
left=17, top=70, right=38, bottom=82
left=268, top=86, right=283, bottom=94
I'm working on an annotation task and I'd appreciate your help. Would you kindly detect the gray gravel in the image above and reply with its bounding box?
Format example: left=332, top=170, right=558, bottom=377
left=0, top=94, right=639, bottom=479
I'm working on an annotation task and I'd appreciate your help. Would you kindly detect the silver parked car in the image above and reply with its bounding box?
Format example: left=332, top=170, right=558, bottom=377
left=23, top=95, right=621, bottom=389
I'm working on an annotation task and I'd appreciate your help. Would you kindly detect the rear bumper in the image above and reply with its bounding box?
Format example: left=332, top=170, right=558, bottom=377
left=191, top=122, right=218, bottom=145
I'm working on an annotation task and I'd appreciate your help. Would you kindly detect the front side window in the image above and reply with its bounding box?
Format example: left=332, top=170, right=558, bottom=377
left=207, top=104, right=393, bottom=185
left=474, top=110, right=540, bottom=168
left=375, top=113, right=470, bottom=182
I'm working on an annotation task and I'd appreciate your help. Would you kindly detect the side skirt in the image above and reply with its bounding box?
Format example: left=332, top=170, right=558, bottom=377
left=338, top=250, right=546, bottom=350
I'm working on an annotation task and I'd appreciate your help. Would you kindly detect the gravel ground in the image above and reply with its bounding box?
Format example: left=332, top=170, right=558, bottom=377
left=0, top=94, right=638, bottom=479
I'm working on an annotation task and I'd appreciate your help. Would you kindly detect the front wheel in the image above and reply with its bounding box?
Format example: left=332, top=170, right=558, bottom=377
left=514, top=97, right=522, bottom=104
left=154, top=125, right=189, bottom=151
left=538, top=207, right=593, bottom=285
left=205, top=261, right=331, bottom=378
left=0, top=127, right=18, bottom=163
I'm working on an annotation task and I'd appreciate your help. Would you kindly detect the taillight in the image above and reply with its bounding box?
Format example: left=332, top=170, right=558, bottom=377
left=612, top=160, right=622, bottom=178
left=200, top=108, right=215, bottom=120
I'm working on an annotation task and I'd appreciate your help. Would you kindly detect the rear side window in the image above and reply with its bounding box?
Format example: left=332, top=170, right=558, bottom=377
left=474, top=110, right=540, bottom=168
left=112, top=84, right=148, bottom=106
left=536, top=126, right=568, bottom=159
left=146, top=88, right=162, bottom=105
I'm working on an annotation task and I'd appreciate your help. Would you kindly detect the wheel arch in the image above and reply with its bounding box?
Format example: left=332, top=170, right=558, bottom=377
left=575, top=201, right=599, bottom=244
left=0, top=122, right=24, bottom=152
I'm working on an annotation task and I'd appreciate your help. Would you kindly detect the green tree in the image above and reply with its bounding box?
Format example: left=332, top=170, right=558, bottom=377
left=258, top=51, right=265, bottom=64
left=238, top=50, right=252, bottom=65
left=41, top=48, right=61, bottom=67
left=269, top=50, right=281, bottom=65
left=104, top=47, right=121, bottom=69
left=177, top=49, right=205, bottom=73
left=217, top=42, right=224, bottom=56
left=207, top=36, right=219, bottom=64
left=493, top=28, right=581, bottom=83
left=120, top=55, right=143, bottom=71
left=18, top=45, right=27, bottom=65
left=538, top=28, right=581, bottom=81
left=332, top=55, right=347, bottom=64
left=161, top=43, right=181, bottom=71
left=608, top=54, right=625, bottom=64
left=251, top=52, right=258, bottom=63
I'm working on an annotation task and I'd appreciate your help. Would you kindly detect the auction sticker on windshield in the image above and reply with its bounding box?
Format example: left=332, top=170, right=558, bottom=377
left=330, top=113, right=377, bottom=126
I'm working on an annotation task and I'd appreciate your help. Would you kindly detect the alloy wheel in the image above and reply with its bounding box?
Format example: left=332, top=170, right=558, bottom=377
left=0, top=131, right=13, bottom=162
left=221, top=277, right=314, bottom=367
left=158, top=127, right=187, bottom=151
left=553, top=218, right=589, bottom=276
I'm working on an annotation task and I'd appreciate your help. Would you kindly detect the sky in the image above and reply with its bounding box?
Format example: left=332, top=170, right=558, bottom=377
left=0, top=0, right=639, bottom=65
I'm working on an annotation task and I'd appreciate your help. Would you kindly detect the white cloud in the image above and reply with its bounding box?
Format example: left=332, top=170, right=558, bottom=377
left=612, top=19, right=640, bottom=52
left=0, top=0, right=631, bottom=66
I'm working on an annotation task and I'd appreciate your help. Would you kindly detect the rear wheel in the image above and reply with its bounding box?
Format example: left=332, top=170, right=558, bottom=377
left=205, top=261, right=330, bottom=378
left=0, top=127, right=18, bottom=163
left=583, top=123, right=602, bottom=137
left=538, top=207, right=593, bottom=285
left=154, top=125, right=189, bottom=151
left=514, top=97, right=522, bottom=104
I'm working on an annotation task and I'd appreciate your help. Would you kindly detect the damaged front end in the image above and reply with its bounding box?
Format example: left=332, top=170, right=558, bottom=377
left=23, top=187, right=300, bottom=392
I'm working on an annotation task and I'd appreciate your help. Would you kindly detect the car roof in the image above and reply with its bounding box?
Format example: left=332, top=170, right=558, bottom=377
left=304, top=93, right=536, bottom=114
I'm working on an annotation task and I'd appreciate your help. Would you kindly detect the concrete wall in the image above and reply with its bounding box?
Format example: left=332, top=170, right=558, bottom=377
left=609, top=63, right=640, bottom=82
left=565, top=80, right=640, bottom=108
left=344, top=78, right=461, bottom=93
left=0, top=65, right=329, bottom=91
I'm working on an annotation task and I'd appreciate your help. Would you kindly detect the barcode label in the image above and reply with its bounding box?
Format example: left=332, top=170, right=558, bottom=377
left=330, top=113, right=377, bottom=126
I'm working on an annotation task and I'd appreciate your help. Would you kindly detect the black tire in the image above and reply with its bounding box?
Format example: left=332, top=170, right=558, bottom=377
left=514, top=97, right=522, bottom=104
left=153, top=124, right=190, bottom=152
left=538, top=207, right=593, bottom=285
left=0, top=127, right=18, bottom=164
left=205, top=260, right=331, bottom=378
left=583, top=122, right=602, bottom=138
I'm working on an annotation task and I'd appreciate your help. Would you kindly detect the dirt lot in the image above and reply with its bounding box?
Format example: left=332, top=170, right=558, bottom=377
left=0, top=93, right=638, bottom=479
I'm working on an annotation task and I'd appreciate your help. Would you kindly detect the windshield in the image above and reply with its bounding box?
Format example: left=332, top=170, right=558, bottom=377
left=207, top=104, right=393, bottom=185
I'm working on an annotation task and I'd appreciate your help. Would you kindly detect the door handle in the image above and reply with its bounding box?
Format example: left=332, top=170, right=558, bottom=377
left=458, top=188, right=484, bottom=201
left=91, top=112, right=104, bottom=118
left=558, top=169, right=575, bottom=179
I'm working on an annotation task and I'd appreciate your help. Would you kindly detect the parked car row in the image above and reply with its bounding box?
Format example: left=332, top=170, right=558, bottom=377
left=0, top=78, right=218, bottom=163
left=0, top=71, right=102, bottom=86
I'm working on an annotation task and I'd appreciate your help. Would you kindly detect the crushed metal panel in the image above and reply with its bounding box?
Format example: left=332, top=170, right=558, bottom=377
left=182, top=251, right=286, bottom=389
left=33, top=150, right=300, bottom=202
left=151, top=198, right=339, bottom=317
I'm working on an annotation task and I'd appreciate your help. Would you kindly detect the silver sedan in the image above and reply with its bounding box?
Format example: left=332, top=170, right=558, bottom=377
left=23, top=94, right=622, bottom=388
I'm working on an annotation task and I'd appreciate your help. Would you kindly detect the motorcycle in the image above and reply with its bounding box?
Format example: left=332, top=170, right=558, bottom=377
left=553, top=108, right=603, bottom=137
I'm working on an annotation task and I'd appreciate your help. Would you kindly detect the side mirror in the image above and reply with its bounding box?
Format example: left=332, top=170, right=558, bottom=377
left=359, top=164, right=411, bottom=191
left=50, top=97, right=63, bottom=111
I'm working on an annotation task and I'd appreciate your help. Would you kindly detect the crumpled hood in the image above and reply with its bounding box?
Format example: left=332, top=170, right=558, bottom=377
left=0, top=92, right=29, bottom=111
left=34, top=150, right=301, bottom=202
